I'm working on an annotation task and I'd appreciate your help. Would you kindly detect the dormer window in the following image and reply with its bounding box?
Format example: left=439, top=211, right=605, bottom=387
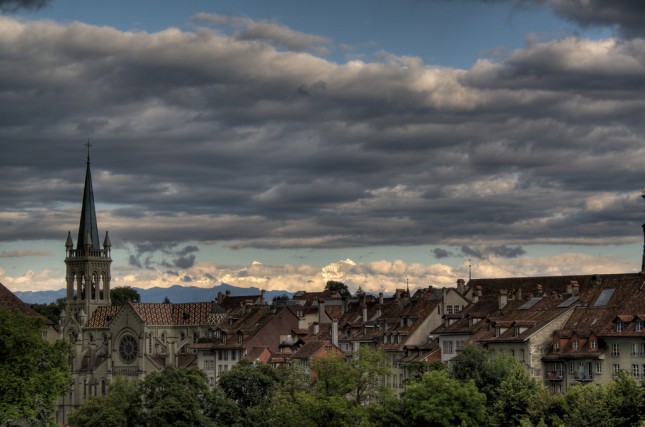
left=590, top=339, right=597, bottom=350
left=514, top=326, right=520, bottom=337
left=616, top=321, right=624, bottom=333
left=237, top=332, right=243, bottom=343
left=637, top=320, right=643, bottom=332
left=495, top=327, right=500, bottom=337
left=554, top=341, right=560, bottom=351
left=572, top=340, right=579, bottom=350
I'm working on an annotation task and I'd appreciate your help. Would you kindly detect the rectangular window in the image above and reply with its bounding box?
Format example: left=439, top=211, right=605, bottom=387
left=554, top=341, right=560, bottom=351
left=572, top=340, right=579, bottom=350
left=596, top=362, right=602, bottom=374
left=632, top=343, right=639, bottom=357
left=447, top=305, right=453, bottom=315
left=223, top=350, right=228, bottom=361
left=569, top=363, right=574, bottom=373
left=519, top=349, right=525, bottom=363
left=613, top=343, right=620, bottom=357
left=637, top=321, right=643, bottom=332
left=443, top=340, right=453, bottom=354
left=633, top=364, right=640, bottom=378
left=399, top=373, right=404, bottom=388
left=231, top=350, right=237, bottom=361
left=613, top=364, right=620, bottom=373
left=617, top=321, right=624, bottom=332
left=454, top=305, right=461, bottom=313
left=590, top=340, right=597, bottom=350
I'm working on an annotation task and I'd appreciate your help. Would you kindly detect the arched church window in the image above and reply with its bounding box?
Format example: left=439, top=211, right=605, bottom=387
left=69, top=329, right=78, bottom=342
left=91, top=273, right=98, bottom=299
left=80, top=273, right=86, bottom=299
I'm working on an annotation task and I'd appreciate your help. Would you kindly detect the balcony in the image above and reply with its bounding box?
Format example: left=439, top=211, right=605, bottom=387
left=545, top=372, right=564, bottom=381
left=573, top=373, right=594, bottom=382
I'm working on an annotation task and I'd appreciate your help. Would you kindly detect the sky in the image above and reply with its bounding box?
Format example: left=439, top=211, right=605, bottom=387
left=2, top=0, right=645, bottom=295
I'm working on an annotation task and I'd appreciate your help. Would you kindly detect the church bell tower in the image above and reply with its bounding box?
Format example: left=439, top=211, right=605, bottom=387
left=61, top=144, right=112, bottom=336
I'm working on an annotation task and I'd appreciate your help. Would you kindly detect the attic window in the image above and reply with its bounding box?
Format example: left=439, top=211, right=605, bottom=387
left=637, top=321, right=643, bottom=332
left=495, top=327, right=501, bottom=337
left=554, top=341, right=560, bottom=351
left=590, top=339, right=597, bottom=350
left=237, top=332, right=243, bottom=343
left=616, top=321, right=624, bottom=333
left=572, top=340, right=579, bottom=350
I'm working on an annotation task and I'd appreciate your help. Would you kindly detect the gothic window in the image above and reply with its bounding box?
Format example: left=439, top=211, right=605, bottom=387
left=118, top=335, right=139, bottom=364
left=68, top=329, right=78, bottom=342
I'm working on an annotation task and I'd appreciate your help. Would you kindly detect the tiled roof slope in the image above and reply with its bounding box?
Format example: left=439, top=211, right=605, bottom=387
left=0, top=281, right=54, bottom=324
left=86, top=301, right=226, bottom=328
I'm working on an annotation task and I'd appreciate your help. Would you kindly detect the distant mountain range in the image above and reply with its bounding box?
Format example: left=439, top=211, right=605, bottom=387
left=15, top=284, right=292, bottom=305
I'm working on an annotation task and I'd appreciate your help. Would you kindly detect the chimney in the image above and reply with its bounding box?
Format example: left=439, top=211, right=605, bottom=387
left=216, top=291, right=224, bottom=304
left=472, top=286, right=481, bottom=304
left=331, top=319, right=338, bottom=347
left=536, top=284, right=543, bottom=295
left=572, top=281, right=579, bottom=296
left=592, top=274, right=602, bottom=286
left=517, top=288, right=522, bottom=301
left=457, top=278, right=466, bottom=294
left=498, top=289, right=508, bottom=310
left=318, top=298, right=326, bottom=323
left=342, top=295, right=349, bottom=315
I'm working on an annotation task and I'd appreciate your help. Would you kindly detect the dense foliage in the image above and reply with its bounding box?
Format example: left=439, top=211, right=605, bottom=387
left=0, top=307, right=72, bottom=426
left=67, top=344, right=645, bottom=427
left=110, top=286, right=141, bottom=306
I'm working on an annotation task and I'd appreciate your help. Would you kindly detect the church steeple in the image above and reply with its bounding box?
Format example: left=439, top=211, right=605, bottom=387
left=63, top=142, right=112, bottom=330
left=77, top=141, right=100, bottom=250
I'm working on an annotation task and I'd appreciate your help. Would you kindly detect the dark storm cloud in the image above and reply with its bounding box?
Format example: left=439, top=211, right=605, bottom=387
left=460, top=245, right=526, bottom=259
left=432, top=248, right=455, bottom=259
left=460, top=0, right=645, bottom=38
left=0, top=0, right=48, bottom=12
left=0, top=16, right=644, bottom=253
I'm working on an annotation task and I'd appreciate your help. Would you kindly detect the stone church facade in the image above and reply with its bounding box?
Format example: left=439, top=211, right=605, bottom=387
left=56, top=154, right=226, bottom=425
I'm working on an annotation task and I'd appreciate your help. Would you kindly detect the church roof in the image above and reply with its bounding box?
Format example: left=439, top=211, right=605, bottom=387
left=86, top=302, right=226, bottom=328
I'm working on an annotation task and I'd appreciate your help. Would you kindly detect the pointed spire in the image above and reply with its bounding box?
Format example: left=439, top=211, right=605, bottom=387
left=65, top=231, right=74, bottom=248
left=77, top=141, right=100, bottom=250
left=103, top=231, right=111, bottom=248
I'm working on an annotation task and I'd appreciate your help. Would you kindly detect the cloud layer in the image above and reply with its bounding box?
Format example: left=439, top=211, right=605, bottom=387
left=1, top=8, right=644, bottom=291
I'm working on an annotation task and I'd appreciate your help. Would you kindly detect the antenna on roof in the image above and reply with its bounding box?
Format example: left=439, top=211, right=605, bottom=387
left=641, top=189, right=645, bottom=273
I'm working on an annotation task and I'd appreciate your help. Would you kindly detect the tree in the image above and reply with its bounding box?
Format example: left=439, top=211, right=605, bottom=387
left=325, top=281, right=350, bottom=297
left=110, top=286, right=141, bottom=306
left=30, top=297, right=66, bottom=324
left=218, top=359, right=278, bottom=410
left=399, top=370, right=487, bottom=427
left=450, top=345, right=516, bottom=403
left=348, top=345, right=391, bottom=405
left=0, top=307, right=72, bottom=426
left=162, top=296, right=171, bottom=304
left=604, top=370, right=645, bottom=427
left=489, top=363, right=541, bottom=427
left=69, top=376, right=143, bottom=427
left=139, top=366, right=214, bottom=427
